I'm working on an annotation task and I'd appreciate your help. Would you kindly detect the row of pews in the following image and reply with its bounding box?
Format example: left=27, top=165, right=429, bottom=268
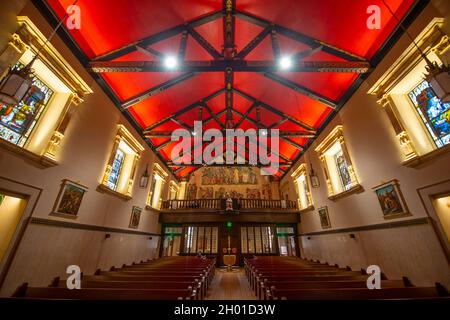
left=244, top=256, right=449, bottom=300
left=12, top=256, right=215, bottom=300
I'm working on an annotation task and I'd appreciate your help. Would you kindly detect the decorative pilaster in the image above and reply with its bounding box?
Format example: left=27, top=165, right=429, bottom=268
left=377, top=95, right=418, bottom=161
left=0, top=33, right=28, bottom=79
left=102, top=136, right=121, bottom=185
left=43, top=93, right=84, bottom=161
left=126, top=154, right=140, bottom=196
left=319, top=154, right=334, bottom=196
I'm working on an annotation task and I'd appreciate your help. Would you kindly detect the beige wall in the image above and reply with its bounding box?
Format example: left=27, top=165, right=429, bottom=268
left=0, top=2, right=174, bottom=295
left=282, top=0, right=450, bottom=287
left=0, top=195, right=27, bottom=263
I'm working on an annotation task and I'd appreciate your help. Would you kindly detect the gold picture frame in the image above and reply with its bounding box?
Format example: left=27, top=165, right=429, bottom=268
left=318, top=206, right=331, bottom=229
left=129, top=206, right=142, bottom=229
left=52, top=179, right=88, bottom=218
left=372, top=179, right=410, bottom=219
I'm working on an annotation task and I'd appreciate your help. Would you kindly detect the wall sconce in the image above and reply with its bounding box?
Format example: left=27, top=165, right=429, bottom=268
left=349, top=233, right=356, bottom=239
left=105, top=233, right=111, bottom=239
left=309, top=163, right=320, bottom=188
left=139, top=164, right=150, bottom=188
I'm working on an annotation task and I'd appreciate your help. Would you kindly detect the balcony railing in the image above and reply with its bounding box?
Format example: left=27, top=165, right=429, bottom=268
left=161, top=198, right=298, bottom=211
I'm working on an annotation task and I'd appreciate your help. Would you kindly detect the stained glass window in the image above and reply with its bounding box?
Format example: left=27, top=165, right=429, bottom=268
left=106, top=149, right=125, bottom=190
left=334, top=150, right=352, bottom=191
left=0, top=63, right=54, bottom=147
left=408, top=80, right=450, bottom=148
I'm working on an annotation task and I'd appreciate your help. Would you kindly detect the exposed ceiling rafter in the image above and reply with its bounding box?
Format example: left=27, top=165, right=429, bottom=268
left=89, top=60, right=371, bottom=73
left=235, top=9, right=367, bottom=62
left=264, top=72, right=337, bottom=109
left=143, top=88, right=225, bottom=131
left=93, top=10, right=223, bottom=62
left=232, top=88, right=317, bottom=132
left=122, top=72, right=197, bottom=109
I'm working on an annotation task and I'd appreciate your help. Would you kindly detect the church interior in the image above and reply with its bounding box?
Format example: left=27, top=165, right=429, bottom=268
left=0, top=0, right=450, bottom=304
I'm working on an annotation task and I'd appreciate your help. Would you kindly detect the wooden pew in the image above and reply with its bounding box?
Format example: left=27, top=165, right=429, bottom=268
left=13, top=283, right=195, bottom=300
left=270, top=285, right=449, bottom=300
left=260, top=279, right=407, bottom=300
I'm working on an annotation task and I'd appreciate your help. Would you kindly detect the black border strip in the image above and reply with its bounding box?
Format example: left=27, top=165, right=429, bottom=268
left=300, top=217, right=430, bottom=236
left=30, top=217, right=161, bottom=237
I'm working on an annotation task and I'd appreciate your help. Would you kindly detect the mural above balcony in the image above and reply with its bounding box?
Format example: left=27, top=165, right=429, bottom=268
left=186, top=166, right=275, bottom=200
left=201, top=167, right=258, bottom=185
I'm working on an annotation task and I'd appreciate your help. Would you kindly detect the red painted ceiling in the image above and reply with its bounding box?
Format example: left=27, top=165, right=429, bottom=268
left=44, top=0, right=416, bottom=178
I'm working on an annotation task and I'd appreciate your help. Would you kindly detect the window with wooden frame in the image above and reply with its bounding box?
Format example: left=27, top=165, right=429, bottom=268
left=291, top=163, right=314, bottom=212
left=369, top=18, right=450, bottom=167
left=183, top=226, right=218, bottom=254
left=240, top=225, right=276, bottom=254
left=99, top=124, right=144, bottom=199
left=315, top=125, right=362, bottom=200
left=0, top=17, right=92, bottom=166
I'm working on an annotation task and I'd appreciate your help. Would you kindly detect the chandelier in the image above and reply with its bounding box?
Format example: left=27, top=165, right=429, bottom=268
left=382, top=0, right=450, bottom=103
left=0, top=0, right=78, bottom=106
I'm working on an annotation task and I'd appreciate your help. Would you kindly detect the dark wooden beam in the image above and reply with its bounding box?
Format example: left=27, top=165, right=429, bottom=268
left=235, top=9, right=367, bottom=62
left=187, top=26, right=223, bottom=59
left=135, top=45, right=165, bottom=59
left=264, top=72, right=337, bottom=109
left=270, top=29, right=281, bottom=60
left=224, top=68, right=234, bottom=129
left=233, top=88, right=317, bottom=132
left=170, top=118, right=193, bottom=131
left=223, top=0, right=237, bottom=59
left=122, top=73, right=197, bottom=109
left=143, top=88, right=225, bottom=131
left=93, top=10, right=223, bottom=61
left=146, top=129, right=314, bottom=138
left=281, top=137, right=304, bottom=150
left=236, top=26, right=272, bottom=59
left=292, top=45, right=323, bottom=61
left=269, top=118, right=288, bottom=129
left=155, top=139, right=172, bottom=151
left=202, top=103, right=225, bottom=129
left=178, top=30, right=189, bottom=61
left=234, top=102, right=258, bottom=128
left=89, top=60, right=371, bottom=73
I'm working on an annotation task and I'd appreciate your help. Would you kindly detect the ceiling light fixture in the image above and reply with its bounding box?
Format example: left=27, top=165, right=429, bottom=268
left=279, top=56, right=293, bottom=70
left=164, top=56, right=178, bottom=70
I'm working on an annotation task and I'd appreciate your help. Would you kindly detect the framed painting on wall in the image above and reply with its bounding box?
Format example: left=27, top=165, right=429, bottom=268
left=318, top=206, right=331, bottom=229
left=129, top=206, right=142, bottom=229
left=373, top=179, right=409, bottom=219
left=52, top=180, right=88, bottom=218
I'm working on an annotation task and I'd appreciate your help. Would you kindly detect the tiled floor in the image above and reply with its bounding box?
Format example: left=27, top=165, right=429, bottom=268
left=206, top=268, right=257, bottom=300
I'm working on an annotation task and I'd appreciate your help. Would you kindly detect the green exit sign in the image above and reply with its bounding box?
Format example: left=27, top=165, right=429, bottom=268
left=226, top=221, right=233, bottom=228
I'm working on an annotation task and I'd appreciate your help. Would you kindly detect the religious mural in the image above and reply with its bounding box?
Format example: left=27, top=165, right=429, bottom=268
left=186, top=183, right=197, bottom=200
left=201, top=167, right=258, bottom=185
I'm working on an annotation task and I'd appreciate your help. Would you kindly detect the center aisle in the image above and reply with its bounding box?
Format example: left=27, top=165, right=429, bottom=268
left=206, top=268, right=257, bottom=300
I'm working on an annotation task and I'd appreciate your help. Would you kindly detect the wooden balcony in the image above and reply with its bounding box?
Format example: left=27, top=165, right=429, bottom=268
left=161, top=198, right=298, bottom=211
left=159, top=198, right=300, bottom=224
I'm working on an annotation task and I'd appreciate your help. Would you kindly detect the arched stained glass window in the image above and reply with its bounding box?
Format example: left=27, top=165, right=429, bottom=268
left=0, top=63, right=54, bottom=147
left=408, top=81, right=450, bottom=148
